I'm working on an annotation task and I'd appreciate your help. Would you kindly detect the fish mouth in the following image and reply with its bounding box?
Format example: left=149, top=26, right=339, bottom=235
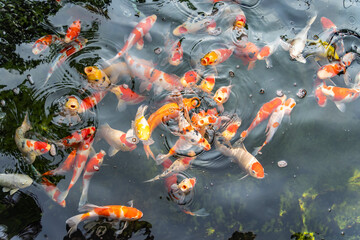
left=200, top=58, right=208, bottom=65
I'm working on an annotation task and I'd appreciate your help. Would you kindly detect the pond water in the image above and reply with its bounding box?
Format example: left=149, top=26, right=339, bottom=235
left=1, top=0, right=360, bottom=239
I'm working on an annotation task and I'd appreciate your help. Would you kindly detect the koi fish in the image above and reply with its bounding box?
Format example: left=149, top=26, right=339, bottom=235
left=144, top=157, right=195, bottom=183
left=59, top=135, right=94, bottom=203
left=110, top=84, right=146, bottom=111
left=78, top=91, right=108, bottom=113
left=314, top=79, right=327, bottom=107
left=257, top=38, right=281, bottom=68
left=40, top=177, right=66, bottom=207
left=317, top=52, right=356, bottom=85
left=32, top=35, right=61, bottom=55
left=175, top=177, right=196, bottom=194
left=124, top=54, right=182, bottom=93
left=234, top=41, right=259, bottom=70
left=221, top=115, right=241, bottom=141
left=107, top=15, right=157, bottom=63
left=173, top=15, right=219, bottom=36
left=200, top=48, right=234, bottom=66
left=180, top=70, right=201, bottom=88
left=241, top=95, right=286, bottom=139
left=64, top=96, right=80, bottom=116
left=282, top=15, right=317, bottom=63
left=65, top=20, right=81, bottom=43
left=59, top=126, right=96, bottom=148
left=126, top=105, right=154, bottom=146
left=215, top=138, right=264, bottom=179
left=252, top=98, right=296, bottom=156
left=43, top=149, right=77, bottom=176
left=97, top=123, right=137, bottom=156
left=233, top=13, right=246, bottom=30
left=15, top=114, right=53, bottom=164
left=168, top=38, right=183, bottom=66
left=84, top=66, right=112, bottom=91
left=45, top=38, right=87, bottom=85
left=79, top=150, right=106, bottom=207
left=213, top=85, right=232, bottom=105
left=198, top=74, right=215, bottom=93
left=320, top=82, right=360, bottom=112
left=320, top=17, right=337, bottom=32
left=66, top=202, right=143, bottom=236
left=0, top=174, right=33, bottom=195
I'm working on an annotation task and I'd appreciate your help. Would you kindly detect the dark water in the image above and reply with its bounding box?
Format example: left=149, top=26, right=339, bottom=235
left=1, top=0, right=360, bottom=239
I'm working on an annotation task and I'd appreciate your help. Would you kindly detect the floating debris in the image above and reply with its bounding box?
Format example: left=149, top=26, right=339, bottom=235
left=154, top=47, right=162, bottom=54
left=277, top=160, right=288, bottom=168
left=276, top=89, right=284, bottom=97
left=27, top=74, right=34, bottom=84
left=296, top=88, right=307, bottom=98
left=259, top=88, right=265, bottom=94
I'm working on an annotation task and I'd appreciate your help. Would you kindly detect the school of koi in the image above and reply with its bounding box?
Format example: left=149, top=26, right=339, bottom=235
left=6, top=0, right=360, bottom=237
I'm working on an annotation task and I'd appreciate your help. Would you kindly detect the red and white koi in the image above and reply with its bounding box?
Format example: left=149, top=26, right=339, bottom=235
left=43, top=149, right=77, bottom=176
left=252, top=98, right=296, bottom=156
left=168, top=38, right=183, bottom=66
left=66, top=202, right=143, bottom=236
left=221, top=115, right=242, bottom=141
left=257, top=38, right=281, bottom=68
left=124, top=54, right=182, bottom=93
left=175, top=177, right=196, bottom=194
left=15, top=114, right=53, bottom=164
left=65, top=20, right=81, bottom=43
left=314, top=79, right=328, bottom=107
left=320, top=17, right=337, bottom=32
left=145, top=156, right=195, bottom=183
left=213, top=85, right=232, bottom=105
left=79, top=150, right=106, bottom=207
left=78, top=91, right=108, bottom=113
left=107, top=15, right=157, bottom=63
left=59, top=136, right=94, bottom=203
left=215, top=139, right=264, bottom=179
left=241, top=95, right=286, bottom=139
left=173, top=15, right=219, bottom=36
left=110, top=84, right=146, bottom=111
left=59, top=126, right=96, bottom=148
left=32, top=35, right=61, bottom=55
left=40, top=177, right=66, bottom=207
left=233, top=12, right=246, bottom=30
left=97, top=123, right=137, bottom=157
left=45, top=38, right=87, bottom=85
left=200, top=48, right=234, bottom=66
left=320, top=82, right=360, bottom=112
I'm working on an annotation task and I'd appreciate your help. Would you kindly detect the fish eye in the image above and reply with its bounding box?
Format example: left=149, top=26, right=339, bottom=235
left=95, top=79, right=99, bottom=82
left=252, top=170, right=256, bottom=174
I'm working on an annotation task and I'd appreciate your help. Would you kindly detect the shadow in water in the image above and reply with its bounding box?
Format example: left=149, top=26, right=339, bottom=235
left=63, top=219, right=154, bottom=240
left=0, top=191, right=42, bottom=239
left=228, top=231, right=256, bottom=240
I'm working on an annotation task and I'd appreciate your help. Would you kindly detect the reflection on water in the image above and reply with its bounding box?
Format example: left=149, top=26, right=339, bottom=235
left=1, top=0, right=360, bottom=239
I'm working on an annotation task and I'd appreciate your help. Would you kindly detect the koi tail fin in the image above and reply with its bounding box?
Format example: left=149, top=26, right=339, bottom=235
left=182, top=208, right=209, bottom=217
left=66, top=213, right=83, bottom=237
left=144, top=175, right=161, bottom=183
left=252, top=146, right=263, bottom=156
left=57, top=189, right=70, bottom=205
left=78, top=182, right=90, bottom=208
left=144, top=144, right=155, bottom=160
left=155, top=153, right=169, bottom=165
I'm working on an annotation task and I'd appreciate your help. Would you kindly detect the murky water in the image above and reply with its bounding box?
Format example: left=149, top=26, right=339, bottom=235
left=1, top=0, right=360, bottom=239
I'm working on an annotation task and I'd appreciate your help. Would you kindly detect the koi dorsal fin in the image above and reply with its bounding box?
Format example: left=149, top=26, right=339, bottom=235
left=78, top=203, right=101, bottom=212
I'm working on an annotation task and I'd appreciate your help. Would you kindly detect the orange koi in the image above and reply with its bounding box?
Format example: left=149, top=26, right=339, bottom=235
left=320, top=82, right=360, bottom=112
left=234, top=41, right=259, bottom=70
left=84, top=66, right=112, bottom=91
left=257, top=39, right=281, bottom=68
left=108, top=15, right=157, bottom=63
left=176, top=177, right=196, bottom=194
left=314, top=79, right=327, bottom=107
left=65, top=20, right=81, bottom=43
left=168, top=39, right=183, bottom=66
left=241, top=95, right=286, bottom=139
left=201, top=48, right=234, bottom=66
left=180, top=70, right=201, bottom=88
left=43, top=149, right=77, bottom=176
left=66, top=202, right=143, bottom=236
left=40, top=177, right=66, bottom=207
left=221, top=115, right=241, bottom=141
left=320, top=17, right=337, bottom=32
left=317, top=52, right=356, bottom=82
left=198, top=74, right=215, bottom=93
left=233, top=13, right=246, bottom=29
left=213, top=85, right=232, bottom=105
left=32, top=35, right=61, bottom=55
left=79, top=150, right=106, bottom=207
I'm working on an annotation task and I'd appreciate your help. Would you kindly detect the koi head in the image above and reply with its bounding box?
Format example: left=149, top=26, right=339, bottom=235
left=180, top=70, right=200, bottom=87
left=213, top=86, right=232, bottom=104
left=284, top=98, right=296, bottom=115
left=201, top=51, right=218, bottom=66
left=183, top=97, right=201, bottom=111
left=64, top=96, right=80, bottom=115
left=64, top=20, right=81, bottom=43
left=178, top=177, right=196, bottom=193
left=341, top=52, right=356, bottom=67
left=317, top=63, right=343, bottom=79
left=233, top=14, right=246, bottom=29
left=257, top=46, right=271, bottom=60
left=315, top=84, right=327, bottom=107
left=169, top=40, right=183, bottom=66
left=320, top=17, right=336, bottom=31
left=33, top=141, right=51, bottom=154
left=148, top=14, right=157, bottom=25
left=249, top=161, right=264, bottom=179
left=125, top=207, right=143, bottom=221
left=199, top=74, right=215, bottom=92
left=84, top=66, right=111, bottom=90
